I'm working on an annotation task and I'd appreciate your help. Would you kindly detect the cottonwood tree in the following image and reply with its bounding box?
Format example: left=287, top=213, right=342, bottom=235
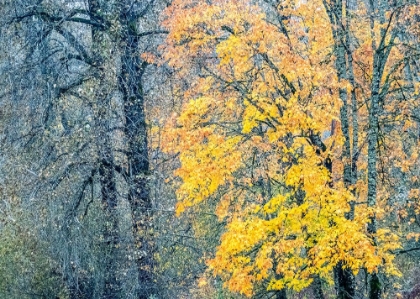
left=0, top=0, right=168, bottom=298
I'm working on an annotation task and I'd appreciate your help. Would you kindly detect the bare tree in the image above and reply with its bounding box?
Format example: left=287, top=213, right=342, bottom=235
left=0, top=0, right=168, bottom=298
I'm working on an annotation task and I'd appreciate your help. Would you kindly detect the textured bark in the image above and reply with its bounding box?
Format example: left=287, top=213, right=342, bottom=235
left=275, top=289, right=287, bottom=299
left=345, top=0, right=358, bottom=220
left=99, top=151, right=120, bottom=299
left=118, top=2, right=156, bottom=298
left=89, top=1, right=121, bottom=298
left=369, top=273, right=381, bottom=299
left=334, top=262, right=355, bottom=299
left=324, top=1, right=357, bottom=297
left=366, top=48, right=382, bottom=299
left=334, top=0, right=352, bottom=190
left=366, top=2, right=399, bottom=298
left=313, top=276, right=326, bottom=299
left=366, top=46, right=381, bottom=234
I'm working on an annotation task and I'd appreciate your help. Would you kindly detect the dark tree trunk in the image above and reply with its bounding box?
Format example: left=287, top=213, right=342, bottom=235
left=118, top=3, right=156, bottom=298
left=334, top=262, right=355, bottom=299
left=275, top=289, right=287, bottom=299
left=369, top=273, right=381, bottom=299
left=313, top=276, right=326, bottom=299
left=99, top=149, right=120, bottom=299
left=366, top=2, right=396, bottom=296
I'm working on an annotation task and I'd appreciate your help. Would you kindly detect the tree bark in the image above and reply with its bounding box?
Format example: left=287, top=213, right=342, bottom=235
left=334, top=262, right=355, bottom=299
left=275, top=289, right=287, bottom=299
left=365, top=1, right=398, bottom=297
left=324, top=1, right=357, bottom=297
left=89, top=1, right=121, bottom=298
left=118, top=2, right=156, bottom=298
left=367, top=46, right=382, bottom=299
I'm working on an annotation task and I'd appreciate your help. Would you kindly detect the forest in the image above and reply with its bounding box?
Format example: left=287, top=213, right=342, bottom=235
left=0, top=0, right=419, bottom=298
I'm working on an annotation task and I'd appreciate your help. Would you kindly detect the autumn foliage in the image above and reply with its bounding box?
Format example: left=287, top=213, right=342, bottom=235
left=160, top=0, right=420, bottom=297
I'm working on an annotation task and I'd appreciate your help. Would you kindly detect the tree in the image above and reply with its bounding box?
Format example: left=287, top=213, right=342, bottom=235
left=161, top=0, right=417, bottom=297
left=0, top=0, right=168, bottom=298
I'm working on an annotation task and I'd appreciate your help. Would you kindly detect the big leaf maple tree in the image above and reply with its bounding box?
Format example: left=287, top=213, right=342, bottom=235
left=160, top=0, right=420, bottom=297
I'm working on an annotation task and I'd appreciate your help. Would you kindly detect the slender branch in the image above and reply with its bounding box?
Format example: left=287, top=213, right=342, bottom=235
left=11, top=9, right=108, bottom=30
left=54, top=26, right=95, bottom=65
left=135, top=30, right=169, bottom=38
left=395, top=247, right=420, bottom=255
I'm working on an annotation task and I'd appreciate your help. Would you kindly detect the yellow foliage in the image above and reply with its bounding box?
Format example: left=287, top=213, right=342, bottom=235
left=159, top=0, right=411, bottom=296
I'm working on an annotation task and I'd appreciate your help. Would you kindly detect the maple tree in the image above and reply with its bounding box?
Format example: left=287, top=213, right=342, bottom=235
left=161, top=0, right=420, bottom=297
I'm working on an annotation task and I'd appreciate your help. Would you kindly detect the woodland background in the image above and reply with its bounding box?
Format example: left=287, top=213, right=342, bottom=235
left=0, top=0, right=419, bottom=299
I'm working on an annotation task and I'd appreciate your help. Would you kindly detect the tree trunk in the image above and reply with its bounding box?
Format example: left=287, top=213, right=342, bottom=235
left=324, top=0, right=357, bottom=297
left=89, top=1, right=121, bottom=298
left=275, top=289, right=287, bottom=299
left=313, top=275, right=326, bottom=299
left=118, top=3, right=156, bottom=298
left=99, top=152, right=120, bottom=299
left=369, top=273, right=381, bottom=299
left=334, top=262, right=355, bottom=299
left=367, top=50, right=382, bottom=299
left=366, top=1, right=396, bottom=296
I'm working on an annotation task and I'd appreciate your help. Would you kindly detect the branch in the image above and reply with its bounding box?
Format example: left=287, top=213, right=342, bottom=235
left=64, top=169, right=97, bottom=223
left=54, top=26, right=95, bottom=65
left=11, top=8, right=108, bottom=30
left=135, top=30, right=169, bottom=38
left=100, top=159, right=128, bottom=181
left=395, top=247, right=420, bottom=255
left=261, top=53, right=296, bottom=94
left=65, top=17, right=108, bottom=29
left=377, top=6, right=401, bottom=53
